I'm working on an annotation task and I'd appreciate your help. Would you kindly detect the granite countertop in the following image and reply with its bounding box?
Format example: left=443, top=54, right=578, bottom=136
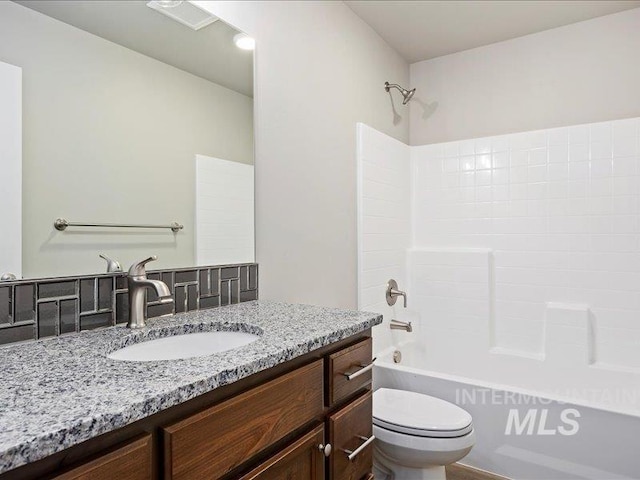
left=0, top=300, right=382, bottom=474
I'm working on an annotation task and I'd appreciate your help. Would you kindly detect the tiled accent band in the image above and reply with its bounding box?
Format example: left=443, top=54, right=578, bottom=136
left=0, top=264, right=258, bottom=345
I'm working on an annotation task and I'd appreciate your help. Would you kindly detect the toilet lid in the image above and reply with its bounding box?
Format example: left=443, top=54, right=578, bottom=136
left=373, top=388, right=473, bottom=438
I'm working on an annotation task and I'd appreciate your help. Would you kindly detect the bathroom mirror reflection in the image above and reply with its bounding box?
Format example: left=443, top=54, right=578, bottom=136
left=0, top=0, right=254, bottom=280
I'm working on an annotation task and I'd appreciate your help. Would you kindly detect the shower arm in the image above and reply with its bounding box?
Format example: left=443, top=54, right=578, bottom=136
left=384, top=81, right=415, bottom=105
left=384, top=82, right=402, bottom=93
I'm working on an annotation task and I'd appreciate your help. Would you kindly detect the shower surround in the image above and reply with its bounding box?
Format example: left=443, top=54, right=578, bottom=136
left=357, top=118, right=640, bottom=409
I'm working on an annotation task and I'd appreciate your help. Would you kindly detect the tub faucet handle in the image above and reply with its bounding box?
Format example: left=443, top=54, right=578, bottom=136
left=386, top=279, right=407, bottom=307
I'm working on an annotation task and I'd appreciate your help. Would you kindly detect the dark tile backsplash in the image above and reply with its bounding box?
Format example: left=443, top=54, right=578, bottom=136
left=0, top=263, right=258, bottom=345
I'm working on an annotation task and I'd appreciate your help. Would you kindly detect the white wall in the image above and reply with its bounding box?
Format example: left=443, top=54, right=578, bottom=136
left=356, top=124, right=412, bottom=354
left=0, top=1, right=253, bottom=278
left=410, top=8, right=640, bottom=145
left=195, top=155, right=254, bottom=265
left=194, top=1, right=410, bottom=308
left=358, top=119, right=640, bottom=412
left=0, top=61, right=22, bottom=279
left=412, top=118, right=640, bottom=374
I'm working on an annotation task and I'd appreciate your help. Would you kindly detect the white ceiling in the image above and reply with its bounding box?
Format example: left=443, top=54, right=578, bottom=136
left=15, top=1, right=253, bottom=97
left=345, top=0, right=640, bottom=63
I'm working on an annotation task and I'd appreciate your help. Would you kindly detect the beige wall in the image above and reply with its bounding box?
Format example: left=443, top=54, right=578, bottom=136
left=410, top=8, right=640, bottom=145
left=194, top=1, right=410, bottom=309
left=0, top=1, right=253, bottom=278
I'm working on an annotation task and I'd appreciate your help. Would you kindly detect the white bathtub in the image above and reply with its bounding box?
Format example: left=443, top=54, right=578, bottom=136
left=374, top=342, right=640, bottom=480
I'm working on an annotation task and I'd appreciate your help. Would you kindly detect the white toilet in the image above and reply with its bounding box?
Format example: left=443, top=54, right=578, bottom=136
left=373, top=388, right=475, bottom=480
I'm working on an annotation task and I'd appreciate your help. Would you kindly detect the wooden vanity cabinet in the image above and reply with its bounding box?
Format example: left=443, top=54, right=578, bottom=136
left=163, top=361, right=324, bottom=479
left=51, top=435, right=152, bottom=480
left=328, top=392, right=374, bottom=480
left=328, top=338, right=373, bottom=406
left=238, top=425, right=326, bottom=480
left=161, top=337, right=374, bottom=480
left=2, top=332, right=373, bottom=480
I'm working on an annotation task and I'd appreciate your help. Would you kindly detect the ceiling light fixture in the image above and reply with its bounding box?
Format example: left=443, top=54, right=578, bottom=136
left=233, top=33, right=255, bottom=51
left=146, top=1, right=218, bottom=30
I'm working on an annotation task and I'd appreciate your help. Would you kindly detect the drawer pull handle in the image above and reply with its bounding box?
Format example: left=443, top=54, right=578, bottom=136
left=344, top=358, right=376, bottom=381
left=343, top=435, right=376, bottom=461
left=318, top=443, right=332, bottom=457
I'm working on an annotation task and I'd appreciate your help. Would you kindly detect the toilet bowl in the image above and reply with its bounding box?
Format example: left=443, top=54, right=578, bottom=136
left=373, top=388, right=475, bottom=480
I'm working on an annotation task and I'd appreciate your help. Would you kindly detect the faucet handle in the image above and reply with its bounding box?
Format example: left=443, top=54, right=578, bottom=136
left=128, top=255, right=158, bottom=277
left=99, top=254, right=122, bottom=273
left=386, top=279, right=408, bottom=307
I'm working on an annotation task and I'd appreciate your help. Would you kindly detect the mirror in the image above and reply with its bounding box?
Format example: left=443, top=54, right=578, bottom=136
left=0, top=0, right=254, bottom=280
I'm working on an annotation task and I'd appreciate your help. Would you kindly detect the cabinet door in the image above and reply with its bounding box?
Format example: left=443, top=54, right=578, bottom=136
left=52, top=435, right=152, bottom=480
left=239, top=425, right=325, bottom=480
left=328, top=338, right=372, bottom=406
left=328, top=392, right=373, bottom=480
left=163, top=360, right=324, bottom=479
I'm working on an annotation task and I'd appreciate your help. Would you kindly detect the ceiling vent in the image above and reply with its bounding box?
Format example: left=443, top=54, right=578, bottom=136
left=146, top=1, right=218, bottom=31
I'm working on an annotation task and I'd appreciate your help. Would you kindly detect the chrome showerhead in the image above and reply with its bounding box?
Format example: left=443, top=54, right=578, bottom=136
left=385, top=81, right=416, bottom=105
left=403, top=87, right=416, bottom=104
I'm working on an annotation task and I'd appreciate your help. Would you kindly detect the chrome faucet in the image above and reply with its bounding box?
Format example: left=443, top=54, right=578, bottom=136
left=386, top=279, right=407, bottom=307
left=99, top=253, right=122, bottom=273
left=390, top=319, right=413, bottom=332
left=127, top=256, right=173, bottom=329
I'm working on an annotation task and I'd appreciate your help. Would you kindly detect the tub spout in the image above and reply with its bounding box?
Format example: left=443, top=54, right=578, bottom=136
left=390, top=319, right=412, bottom=332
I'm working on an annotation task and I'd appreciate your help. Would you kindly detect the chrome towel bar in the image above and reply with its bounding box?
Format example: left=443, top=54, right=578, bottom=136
left=54, top=218, right=183, bottom=233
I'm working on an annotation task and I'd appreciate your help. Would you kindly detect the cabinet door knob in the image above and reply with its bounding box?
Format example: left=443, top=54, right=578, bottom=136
left=318, top=443, right=332, bottom=457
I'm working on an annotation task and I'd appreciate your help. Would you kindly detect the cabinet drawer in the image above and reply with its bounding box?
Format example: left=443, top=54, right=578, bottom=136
left=238, top=425, right=325, bottom=480
left=328, top=338, right=373, bottom=406
left=329, top=391, right=373, bottom=480
left=163, top=360, right=324, bottom=480
left=53, top=435, right=152, bottom=480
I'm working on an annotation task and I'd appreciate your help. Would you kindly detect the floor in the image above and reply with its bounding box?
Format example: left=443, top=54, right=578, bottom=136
left=446, top=463, right=511, bottom=480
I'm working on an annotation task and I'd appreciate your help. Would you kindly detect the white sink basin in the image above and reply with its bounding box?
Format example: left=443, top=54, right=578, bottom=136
left=108, top=331, right=260, bottom=362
